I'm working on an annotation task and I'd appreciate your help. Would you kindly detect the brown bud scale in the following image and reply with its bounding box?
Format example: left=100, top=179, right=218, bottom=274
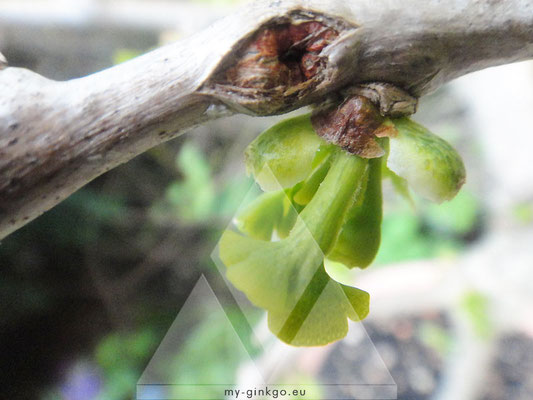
left=311, top=95, right=396, bottom=158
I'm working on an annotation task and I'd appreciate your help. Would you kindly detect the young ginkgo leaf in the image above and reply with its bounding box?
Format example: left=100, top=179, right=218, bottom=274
left=234, top=179, right=304, bottom=241
left=234, top=190, right=286, bottom=241
left=219, top=149, right=370, bottom=346
left=293, top=152, right=333, bottom=206
left=383, top=165, right=414, bottom=206
left=380, top=138, right=414, bottom=206
left=245, top=114, right=326, bottom=191
left=269, top=265, right=369, bottom=346
left=327, top=157, right=383, bottom=269
left=387, top=118, right=466, bottom=203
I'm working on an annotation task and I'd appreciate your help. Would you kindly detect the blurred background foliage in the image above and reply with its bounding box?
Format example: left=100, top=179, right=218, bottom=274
left=2, top=1, right=532, bottom=400
left=375, top=189, right=482, bottom=266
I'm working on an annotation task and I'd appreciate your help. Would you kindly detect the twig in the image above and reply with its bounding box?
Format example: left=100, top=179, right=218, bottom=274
left=1, top=0, right=532, bottom=238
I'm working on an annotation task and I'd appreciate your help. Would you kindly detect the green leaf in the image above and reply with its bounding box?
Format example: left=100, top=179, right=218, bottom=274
left=113, top=48, right=142, bottom=65
left=382, top=151, right=414, bottom=206
left=219, top=149, right=370, bottom=346
left=374, top=211, right=435, bottom=265
left=328, top=157, right=383, bottom=269
left=387, top=118, right=466, bottom=203
left=245, top=114, right=326, bottom=191
left=461, top=291, right=494, bottom=339
left=424, top=190, right=480, bottom=235
left=276, top=190, right=302, bottom=238
left=166, top=143, right=216, bottom=221
left=513, top=202, right=533, bottom=224
left=293, top=150, right=333, bottom=205
left=269, top=265, right=369, bottom=346
left=234, top=190, right=286, bottom=241
left=234, top=185, right=306, bottom=241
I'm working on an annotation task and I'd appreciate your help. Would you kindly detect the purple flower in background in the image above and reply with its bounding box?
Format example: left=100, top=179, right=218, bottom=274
left=61, top=362, right=102, bottom=400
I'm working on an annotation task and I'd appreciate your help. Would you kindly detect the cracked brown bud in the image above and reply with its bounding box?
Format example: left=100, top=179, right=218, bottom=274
left=311, top=95, right=395, bottom=158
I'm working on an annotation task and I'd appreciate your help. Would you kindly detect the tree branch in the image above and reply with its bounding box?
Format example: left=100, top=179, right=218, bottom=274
left=1, top=0, right=532, bottom=239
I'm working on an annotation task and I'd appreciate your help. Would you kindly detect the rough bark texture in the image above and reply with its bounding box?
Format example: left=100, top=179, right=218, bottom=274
left=1, top=0, right=533, bottom=239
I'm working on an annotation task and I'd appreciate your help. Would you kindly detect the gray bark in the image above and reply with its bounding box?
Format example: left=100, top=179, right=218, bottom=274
left=1, top=0, right=532, bottom=239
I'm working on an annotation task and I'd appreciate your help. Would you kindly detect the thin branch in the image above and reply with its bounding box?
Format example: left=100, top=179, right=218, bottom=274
left=1, top=0, right=532, bottom=239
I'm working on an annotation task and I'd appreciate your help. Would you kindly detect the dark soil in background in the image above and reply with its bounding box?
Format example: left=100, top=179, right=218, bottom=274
left=321, top=315, right=533, bottom=400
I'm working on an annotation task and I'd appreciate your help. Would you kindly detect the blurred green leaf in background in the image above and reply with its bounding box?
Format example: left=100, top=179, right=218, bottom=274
left=154, top=142, right=252, bottom=224
left=375, top=189, right=482, bottom=266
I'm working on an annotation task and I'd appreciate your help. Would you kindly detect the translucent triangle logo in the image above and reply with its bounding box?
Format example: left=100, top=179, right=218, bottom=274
left=137, top=275, right=264, bottom=399
left=138, top=164, right=397, bottom=399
